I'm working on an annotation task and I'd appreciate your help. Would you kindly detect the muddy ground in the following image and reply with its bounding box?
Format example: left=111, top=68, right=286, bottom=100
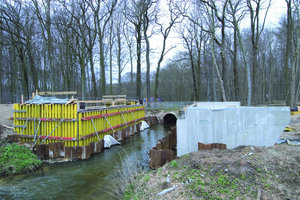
left=129, top=144, right=300, bottom=200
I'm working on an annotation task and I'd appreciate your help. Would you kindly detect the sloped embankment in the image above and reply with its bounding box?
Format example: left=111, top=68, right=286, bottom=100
left=124, top=144, right=300, bottom=199
left=0, top=144, right=42, bottom=176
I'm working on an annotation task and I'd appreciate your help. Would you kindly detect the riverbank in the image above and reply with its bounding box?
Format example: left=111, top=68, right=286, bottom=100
left=124, top=144, right=300, bottom=199
left=0, top=143, right=42, bottom=176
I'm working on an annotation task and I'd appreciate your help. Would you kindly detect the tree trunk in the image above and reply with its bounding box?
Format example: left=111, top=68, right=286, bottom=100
left=136, top=24, right=142, bottom=100
left=233, top=29, right=239, bottom=100
left=285, top=0, right=293, bottom=105
left=196, top=34, right=202, bottom=101
left=99, top=34, right=106, bottom=97
left=144, top=19, right=151, bottom=100
left=117, top=26, right=122, bottom=95
left=204, top=43, right=210, bottom=101
left=109, top=20, right=113, bottom=95
left=154, top=35, right=167, bottom=99
left=90, top=49, right=97, bottom=97
left=10, top=46, right=17, bottom=103
left=232, top=13, right=251, bottom=105
left=45, top=0, right=54, bottom=92
left=220, top=7, right=227, bottom=100
left=18, top=48, right=29, bottom=99
left=190, top=52, right=198, bottom=101
left=129, top=45, right=134, bottom=94
left=290, top=56, right=296, bottom=107
left=26, top=40, right=39, bottom=91
left=267, top=45, right=273, bottom=104
left=184, top=37, right=198, bottom=100
left=0, top=30, right=2, bottom=103
left=210, top=37, right=227, bottom=101
left=80, top=52, right=86, bottom=100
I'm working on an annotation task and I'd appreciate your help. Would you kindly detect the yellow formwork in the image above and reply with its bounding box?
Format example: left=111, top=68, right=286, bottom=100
left=14, top=104, right=78, bottom=146
left=14, top=104, right=145, bottom=147
left=77, top=105, right=145, bottom=146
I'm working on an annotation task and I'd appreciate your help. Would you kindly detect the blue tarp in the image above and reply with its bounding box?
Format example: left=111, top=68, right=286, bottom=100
left=25, top=95, right=70, bottom=104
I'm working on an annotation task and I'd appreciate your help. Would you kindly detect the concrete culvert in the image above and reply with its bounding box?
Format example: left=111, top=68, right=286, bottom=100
left=163, top=113, right=177, bottom=125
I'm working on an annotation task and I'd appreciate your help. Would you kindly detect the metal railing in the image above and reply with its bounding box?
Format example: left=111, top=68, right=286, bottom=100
left=145, top=101, right=193, bottom=111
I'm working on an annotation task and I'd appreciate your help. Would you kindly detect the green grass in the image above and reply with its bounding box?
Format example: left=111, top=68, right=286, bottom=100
left=170, top=160, right=178, bottom=168
left=143, top=174, right=151, bottom=183
left=123, top=184, right=138, bottom=200
left=0, top=144, right=42, bottom=176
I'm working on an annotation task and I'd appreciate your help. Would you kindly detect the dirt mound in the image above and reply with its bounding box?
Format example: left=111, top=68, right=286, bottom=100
left=126, top=144, right=300, bottom=199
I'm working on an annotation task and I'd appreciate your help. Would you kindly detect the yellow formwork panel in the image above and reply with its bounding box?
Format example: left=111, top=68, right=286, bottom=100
left=13, top=104, right=145, bottom=148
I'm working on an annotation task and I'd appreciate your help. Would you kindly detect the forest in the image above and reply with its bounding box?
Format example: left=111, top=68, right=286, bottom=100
left=0, top=0, right=299, bottom=106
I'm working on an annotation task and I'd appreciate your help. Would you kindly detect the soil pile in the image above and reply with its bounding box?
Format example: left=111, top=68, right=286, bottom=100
left=125, top=144, right=300, bottom=199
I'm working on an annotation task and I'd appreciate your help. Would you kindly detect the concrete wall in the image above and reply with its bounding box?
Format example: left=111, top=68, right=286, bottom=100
left=177, top=102, right=290, bottom=156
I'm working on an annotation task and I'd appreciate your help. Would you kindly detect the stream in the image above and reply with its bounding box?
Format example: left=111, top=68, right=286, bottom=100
left=0, top=124, right=169, bottom=200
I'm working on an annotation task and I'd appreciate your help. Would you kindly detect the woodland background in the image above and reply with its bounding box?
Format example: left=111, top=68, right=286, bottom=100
left=0, top=0, right=299, bottom=106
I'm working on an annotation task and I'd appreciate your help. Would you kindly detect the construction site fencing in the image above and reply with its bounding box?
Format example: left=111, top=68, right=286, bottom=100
left=13, top=104, right=145, bottom=147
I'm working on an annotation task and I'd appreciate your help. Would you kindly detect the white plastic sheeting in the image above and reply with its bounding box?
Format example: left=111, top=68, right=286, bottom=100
left=140, top=121, right=150, bottom=131
left=104, top=135, right=120, bottom=148
left=177, top=102, right=290, bottom=156
left=25, top=95, right=70, bottom=104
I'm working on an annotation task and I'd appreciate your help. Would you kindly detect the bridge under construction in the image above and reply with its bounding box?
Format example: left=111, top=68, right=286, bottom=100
left=13, top=94, right=145, bottom=160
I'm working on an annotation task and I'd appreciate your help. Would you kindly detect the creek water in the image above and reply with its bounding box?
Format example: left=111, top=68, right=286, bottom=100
left=0, top=124, right=169, bottom=200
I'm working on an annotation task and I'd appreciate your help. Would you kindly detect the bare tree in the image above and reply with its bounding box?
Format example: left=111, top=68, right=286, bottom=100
left=0, top=19, right=3, bottom=103
left=226, top=0, right=247, bottom=101
left=109, top=17, right=114, bottom=95
left=179, top=23, right=199, bottom=100
left=123, top=22, right=135, bottom=96
left=228, top=0, right=252, bottom=105
left=154, top=2, right=179, bottom=100
left=89, top=0, right=117, bottom=97
left=32, top=0, right=54, bottom=91
left=286, top=0, right=299, bottom=107
left=125, top=0, right=145, bottom=100
left=247, top=0, right=271, bottom=104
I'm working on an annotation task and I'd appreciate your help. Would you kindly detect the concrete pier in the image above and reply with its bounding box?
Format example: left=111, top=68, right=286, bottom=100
left=177, top=102, right=290, bottom=156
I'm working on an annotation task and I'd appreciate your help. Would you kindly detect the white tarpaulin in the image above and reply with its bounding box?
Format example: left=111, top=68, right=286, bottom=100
left=140, top=121, right=150, bottom=131
left=25, top=95, right=71, bottom=104
left=104, top=135, right=120, bottom=148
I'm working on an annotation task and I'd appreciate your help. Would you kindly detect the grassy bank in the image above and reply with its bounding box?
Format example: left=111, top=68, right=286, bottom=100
left=123, top=145, right=300, bottom=200
left=0, top=144, right=42, bottom=176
